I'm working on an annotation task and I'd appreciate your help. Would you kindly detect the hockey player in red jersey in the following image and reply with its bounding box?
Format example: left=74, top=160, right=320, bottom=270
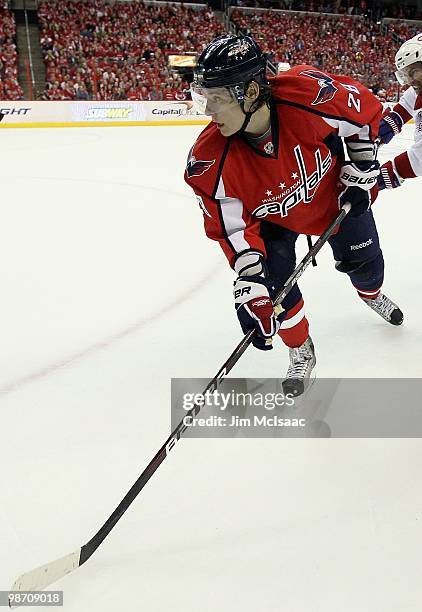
left=377, top=33, right=422, bottom=189
left=184, top=34, right=403, bottom=395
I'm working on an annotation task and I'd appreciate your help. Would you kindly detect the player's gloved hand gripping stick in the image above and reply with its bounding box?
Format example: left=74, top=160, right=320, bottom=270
left=9, top=204, right=351, bottom=599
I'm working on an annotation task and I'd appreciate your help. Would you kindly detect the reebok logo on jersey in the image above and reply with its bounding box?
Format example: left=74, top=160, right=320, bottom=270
left=350, top=238, right=373, bottom=251
left=186, top=156, right=216, bottom=178
left=252, top=144, right=332, bottom=219
left=300, top=70, right=338, bottom=105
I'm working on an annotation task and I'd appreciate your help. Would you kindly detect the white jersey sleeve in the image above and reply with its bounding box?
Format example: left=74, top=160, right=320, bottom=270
left=398, top=87, right=418, bottom=118
left=390, top=86, right=422, bottom=178
left=407, top=109, right=422, bottom=176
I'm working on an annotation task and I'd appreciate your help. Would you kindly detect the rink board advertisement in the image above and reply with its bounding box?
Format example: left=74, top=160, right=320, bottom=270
left=0, top=101, right=414, bottom=129
left=0, top=101, right=209, bottom=128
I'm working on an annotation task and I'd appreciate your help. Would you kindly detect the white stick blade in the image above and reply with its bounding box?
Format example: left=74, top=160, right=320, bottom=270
left=11, top=549, right=81, bottom=592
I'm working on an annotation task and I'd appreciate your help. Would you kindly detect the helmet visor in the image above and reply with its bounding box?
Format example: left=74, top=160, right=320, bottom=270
left=190, top=84, right=241, bottom=116
left=395, top=68, right=410, bottom=85
left=395, top=62, right=422, bottom=86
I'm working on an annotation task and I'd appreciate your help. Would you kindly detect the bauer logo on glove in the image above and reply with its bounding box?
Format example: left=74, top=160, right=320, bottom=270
left=234, top=285, right=252, bottom=299
left=340, top=162, right=380, bottom=189
left=338, top=160, right=380, bottom=217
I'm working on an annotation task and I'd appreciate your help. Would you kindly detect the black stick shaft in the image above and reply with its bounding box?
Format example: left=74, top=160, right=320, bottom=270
left=79, top=205, right=349, bottom=565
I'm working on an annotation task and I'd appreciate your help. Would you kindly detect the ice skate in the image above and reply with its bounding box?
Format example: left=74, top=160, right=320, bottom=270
left=361, top=293, right=404, bottom=326
left=282, top=336, right=316, bottom=398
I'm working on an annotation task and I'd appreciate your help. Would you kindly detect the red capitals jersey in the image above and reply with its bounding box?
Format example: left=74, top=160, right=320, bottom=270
left=184, top=66, right=382, bottom=268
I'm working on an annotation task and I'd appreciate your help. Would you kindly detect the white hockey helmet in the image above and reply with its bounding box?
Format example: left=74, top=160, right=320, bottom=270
left=395, top=33, right=422, bottom=84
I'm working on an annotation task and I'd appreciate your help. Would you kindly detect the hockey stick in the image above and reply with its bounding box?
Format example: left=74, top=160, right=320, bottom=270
left=10, top=204, right=350, bottom=596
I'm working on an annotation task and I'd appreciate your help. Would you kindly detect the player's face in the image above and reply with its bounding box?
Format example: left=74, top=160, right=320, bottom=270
left=210, top=102, right=248, bottom=137
left=190, top=84, right=252, bottom=137
left=408, top=63, right=422, bottom=93
left=396, top=62, right=422, bottom=93
left=210, top=84, right=261, bottom=136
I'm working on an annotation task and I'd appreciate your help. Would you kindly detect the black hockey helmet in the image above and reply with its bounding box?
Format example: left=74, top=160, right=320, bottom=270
left=194, top=34, right=268, bottom=92
left=191, top=34, right=269, bottom=128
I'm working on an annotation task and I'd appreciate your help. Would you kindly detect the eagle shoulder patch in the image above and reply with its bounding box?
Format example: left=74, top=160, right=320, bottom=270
left=300, top=70, right=338, bottom=106
left=186, top=156, right=216, bottom=178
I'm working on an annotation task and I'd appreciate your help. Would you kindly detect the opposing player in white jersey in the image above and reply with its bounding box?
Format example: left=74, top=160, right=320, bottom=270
left=378, top=33, right=422, bottom=189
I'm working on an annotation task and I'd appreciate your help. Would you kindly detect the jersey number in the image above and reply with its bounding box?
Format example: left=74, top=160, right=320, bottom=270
left=343, top=84, right=361, bottom=113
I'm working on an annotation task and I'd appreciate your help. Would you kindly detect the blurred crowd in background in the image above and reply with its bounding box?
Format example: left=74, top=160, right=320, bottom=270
left=0, top=0, right=420, bottom=102
left=0, top=3, right=24, bottom=99
left=38, top=1, right=224, bottom=100
left=230, top=0, right=422, bottom=21
left=232, top=10, right=419, bottom=100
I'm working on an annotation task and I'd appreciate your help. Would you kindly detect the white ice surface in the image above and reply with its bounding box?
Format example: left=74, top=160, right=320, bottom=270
left=1, top=124, right=422, bottom=611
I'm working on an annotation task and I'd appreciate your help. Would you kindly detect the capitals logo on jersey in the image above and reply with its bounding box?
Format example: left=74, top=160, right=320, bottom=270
left=186, top=155, right=215, bottom=178
left=252, top=144, right=332, bottom=219
left=300, top=70, right=338, bottom=106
